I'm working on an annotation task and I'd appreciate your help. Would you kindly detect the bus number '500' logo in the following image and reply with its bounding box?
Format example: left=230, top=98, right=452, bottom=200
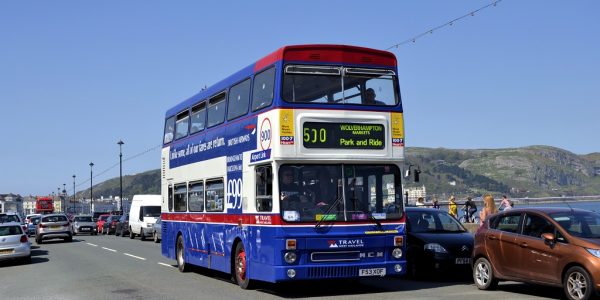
left=227, top=178, right=243, bottom=210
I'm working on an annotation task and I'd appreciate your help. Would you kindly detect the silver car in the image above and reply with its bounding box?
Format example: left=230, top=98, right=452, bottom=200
left=35, top=214, right=72, bottom=244
left=71, top=215, right=97, bottom=235
left=152, top=216, right=161, bottom=243
left=0, top=222, right=31, bottom=264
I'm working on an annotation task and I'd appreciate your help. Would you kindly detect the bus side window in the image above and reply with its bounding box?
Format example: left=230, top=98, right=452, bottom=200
left=256, top=165, right=272, bottom=212
left=207, top=92, right=226, bottom=128
left=168, top=185, right=173, bottom=212
left=174, top=184, right=188, bottom=212
left=188, top=181, right=204, bottom=212
left=190, top=102, right=206, bottom=134
left=175, top=111, right=190, bottom=140
left=206, top=179, right=224, bottom=212
left=164, top=117, right=175, bottom=144
left=251, top=67, right=275, bottom=111
left=227, top=78, right=251, bottom=120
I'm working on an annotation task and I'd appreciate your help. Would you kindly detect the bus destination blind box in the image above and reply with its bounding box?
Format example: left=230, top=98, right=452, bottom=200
left=303, top=122, right=385, bottom=149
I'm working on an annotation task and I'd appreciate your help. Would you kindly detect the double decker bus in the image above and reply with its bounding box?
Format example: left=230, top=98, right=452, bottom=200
left=161, top=45, right=407, bottom=288
left=36, top=196, right=54, bottom=214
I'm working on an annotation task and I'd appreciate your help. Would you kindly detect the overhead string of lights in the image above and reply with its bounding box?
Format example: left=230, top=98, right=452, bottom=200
left=385, top=0, right=503, bottom=50
left=74, top=143, right=162, bottom=189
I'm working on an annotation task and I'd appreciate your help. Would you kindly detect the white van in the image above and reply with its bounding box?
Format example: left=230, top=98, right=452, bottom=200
left=128, top=195, right=161, bottom=241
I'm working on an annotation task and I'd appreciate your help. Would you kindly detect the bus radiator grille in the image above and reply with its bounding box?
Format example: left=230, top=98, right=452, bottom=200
left=307, top=266, right=359, bottom=279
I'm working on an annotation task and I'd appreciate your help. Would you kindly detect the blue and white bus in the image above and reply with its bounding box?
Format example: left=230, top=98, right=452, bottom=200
left=161, top=44, right=407, bottom=288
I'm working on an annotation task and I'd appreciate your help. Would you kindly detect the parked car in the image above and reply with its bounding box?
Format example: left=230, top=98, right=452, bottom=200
left=0, top=222, right=31, bottom=264
left=473, top=207, right=600, bottom=300
left=27, top=215, right=41, bottom=236
left=72, top=215, right=97, bottom=235
left=115, top=214, right=129, bottom=237
left=35, top=214, right=72, bottom=244
left=95, top=214, right=110, bottom=233
left=152, top=216, right=161, bottom=243
left=405, top=207, right=474, bottom=278
left=102, top=215, right=121, bottom=235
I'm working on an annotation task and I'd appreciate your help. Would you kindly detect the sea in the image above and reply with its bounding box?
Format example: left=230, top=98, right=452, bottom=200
left=520, top=200, right=600, bottom=212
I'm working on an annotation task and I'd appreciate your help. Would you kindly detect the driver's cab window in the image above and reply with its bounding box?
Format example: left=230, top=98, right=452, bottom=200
left=256, top=165, right=272, bottom=212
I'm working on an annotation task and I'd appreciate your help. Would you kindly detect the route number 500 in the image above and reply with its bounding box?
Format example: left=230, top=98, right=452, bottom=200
left=303, top=128, right=327, bottom=143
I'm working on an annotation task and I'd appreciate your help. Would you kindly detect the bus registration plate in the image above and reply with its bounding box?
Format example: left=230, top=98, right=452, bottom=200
left=359, top=268, right=386, bottom=277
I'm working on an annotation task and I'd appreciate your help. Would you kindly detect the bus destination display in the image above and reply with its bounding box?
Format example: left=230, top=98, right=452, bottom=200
left=303, top=122, right=385, bottom=149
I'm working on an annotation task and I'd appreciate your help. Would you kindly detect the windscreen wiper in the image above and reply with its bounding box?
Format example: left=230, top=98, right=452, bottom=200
left=315, top=195, right=343, bottom=229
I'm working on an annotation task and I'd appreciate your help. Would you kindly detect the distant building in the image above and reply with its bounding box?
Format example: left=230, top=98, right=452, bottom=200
left=405, top=185, right=427, bottom=205
left=594, top=167, right=600, bottom=176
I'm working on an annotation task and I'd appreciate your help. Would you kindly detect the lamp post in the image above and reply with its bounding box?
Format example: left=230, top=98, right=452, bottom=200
left=63, top=183, right=66, bottom=213
left=118, top=140, right=124, bottom=213
left=72, top=175, right=76, bottom=214
left=57, top=187, right=61, bottom=212
left=90, top=162, right=94, bottom=213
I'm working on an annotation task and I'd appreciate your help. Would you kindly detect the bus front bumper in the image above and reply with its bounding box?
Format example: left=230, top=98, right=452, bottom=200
left=273, top=261, right=406, bottom=281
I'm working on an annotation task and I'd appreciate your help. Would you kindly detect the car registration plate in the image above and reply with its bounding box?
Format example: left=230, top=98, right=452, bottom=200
left=455, top=258, right=471, bottom=265
left=359, top=268, right=386, bottom=277
left=81, top=228, right=90, bottom=231
left=50, top=226, right=61, bottom=230
left=0, top=249, right=14, bottom=255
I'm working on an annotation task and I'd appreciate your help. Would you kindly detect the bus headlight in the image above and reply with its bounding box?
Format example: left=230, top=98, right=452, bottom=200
left=287, top=269, right=296, bottom=278
left=392, top=248, right=403, bottom=259
left=394, top=264, right=403, bottom=273
left=284, top=251, right=297, bottom=264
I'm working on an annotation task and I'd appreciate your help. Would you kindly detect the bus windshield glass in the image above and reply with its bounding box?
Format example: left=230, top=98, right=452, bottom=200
left=282, top=65, right=398, bottom=106
left=279, top=164, right=403, bottom=222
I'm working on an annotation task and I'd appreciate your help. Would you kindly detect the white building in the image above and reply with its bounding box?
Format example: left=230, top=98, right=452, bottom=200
left=405, top=185, right=427, bottom=205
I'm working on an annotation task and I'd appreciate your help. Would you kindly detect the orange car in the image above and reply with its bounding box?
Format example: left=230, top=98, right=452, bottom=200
left=473, top=207, right=600, bottom=300
left=95, top=214, right=110, bottom=233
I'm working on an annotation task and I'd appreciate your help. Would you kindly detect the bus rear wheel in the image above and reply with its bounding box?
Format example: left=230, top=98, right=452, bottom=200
left=176, top=235, right=188, bottom=272
left=234, top=242, right=252, bottom=289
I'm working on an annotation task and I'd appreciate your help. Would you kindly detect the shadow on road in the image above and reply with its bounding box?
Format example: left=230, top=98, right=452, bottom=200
left=495, top=282, right=562, bottom=300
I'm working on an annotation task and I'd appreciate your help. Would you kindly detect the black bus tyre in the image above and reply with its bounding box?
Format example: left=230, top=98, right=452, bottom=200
left=176, top=235, right=188, bottom=272
left=564, top=266, right=592, bottom=300
left=234, top=242, right=252, bottom=289
left=473, top=257, right=498, bottom=290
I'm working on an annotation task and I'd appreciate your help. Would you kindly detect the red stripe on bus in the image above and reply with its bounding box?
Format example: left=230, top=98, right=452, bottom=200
left=161, top=212, right=405, bottom=226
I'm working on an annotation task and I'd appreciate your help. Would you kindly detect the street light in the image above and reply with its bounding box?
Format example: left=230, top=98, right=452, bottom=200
left=57, top=187, right=61, bottom=212
left=63, top=183, right=66, bottom=213
left=90, top=162, right=94, bottom=213
left=72, top=175, right=76, bottom=214
left=118, top=140, right=124, bottom=213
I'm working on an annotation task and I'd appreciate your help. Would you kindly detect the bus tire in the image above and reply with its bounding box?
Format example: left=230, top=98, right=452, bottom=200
left=234, top=242, right=252, bottom=289
left=176, top=235, right=188, bottom=272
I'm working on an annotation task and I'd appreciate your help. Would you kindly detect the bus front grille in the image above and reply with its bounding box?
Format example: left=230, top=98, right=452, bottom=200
left=307, top=266, right=359, bottom=278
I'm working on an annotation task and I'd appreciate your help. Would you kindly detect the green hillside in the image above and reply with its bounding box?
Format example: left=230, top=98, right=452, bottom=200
left=78, top=146, right=600, bottom=200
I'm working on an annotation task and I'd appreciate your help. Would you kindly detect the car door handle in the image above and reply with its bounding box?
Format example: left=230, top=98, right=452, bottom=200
left=520, top=242, right=528, bottom=248
left=488, top=235, right=497, bottom=240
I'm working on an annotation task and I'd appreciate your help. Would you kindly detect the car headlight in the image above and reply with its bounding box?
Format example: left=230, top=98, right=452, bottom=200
left=424, top=243, right=448, bottom=253
left=587, top=248, right=600, bottom=258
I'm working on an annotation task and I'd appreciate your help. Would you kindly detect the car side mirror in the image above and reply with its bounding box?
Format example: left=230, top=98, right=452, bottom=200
left=542, top=232, right=556, bottom=247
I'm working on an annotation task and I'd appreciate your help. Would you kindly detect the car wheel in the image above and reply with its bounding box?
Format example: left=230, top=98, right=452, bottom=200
left=129, top=227, right=135, bottom=239
left=65, top=235, right=73, bottom=243
left=154, top=232, right=159, bottom=243
left=234, top=242, right=252, bottom=289
left=36, top=237, right=42, bottom=245
left=140, top=228, right=146, bottom=241
left=473, top=257, right=498, bottom=290
left=176, top=235, right=188, bottom=272
left=564, top=266, right=593, bottom=300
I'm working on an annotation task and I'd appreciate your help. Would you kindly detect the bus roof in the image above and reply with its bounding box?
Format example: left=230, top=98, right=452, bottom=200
left=165, top=44, right=397, bottom=118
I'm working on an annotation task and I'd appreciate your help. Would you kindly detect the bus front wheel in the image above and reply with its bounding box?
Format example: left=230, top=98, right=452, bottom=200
left=234, top=242, right=252, bottom=289
left=176, top=235, right=188, bottom=272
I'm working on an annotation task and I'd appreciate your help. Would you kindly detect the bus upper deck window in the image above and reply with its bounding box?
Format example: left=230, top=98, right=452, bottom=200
left=190, top=102, right=206, bottom=134
left=227, top=78, right=251, bottom=120
left=252, top=67, right=275, bottom=111
left=164, top=117, right=175, bottom=144
left=175, top=111, right=190, bottom=140
left=207, top=93, right=226, bottom=128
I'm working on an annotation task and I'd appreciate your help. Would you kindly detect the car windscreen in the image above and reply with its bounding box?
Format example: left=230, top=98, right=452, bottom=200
left=141, top=206, right=161, bottom=217
left=42, top=215, right=68, bottom=223
left=0, top=215, right=20, bottom=223
left=75, top=217, right=93, bottom=222
left=551, top=211, right=600, bottom=238
left=0, top=225, right=23, bottom=236
left=407, top=210, right=466, bottom=233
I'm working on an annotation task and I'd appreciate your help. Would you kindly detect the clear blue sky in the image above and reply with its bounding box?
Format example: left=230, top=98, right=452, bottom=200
left=1, top=1, right=598, bottom=197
